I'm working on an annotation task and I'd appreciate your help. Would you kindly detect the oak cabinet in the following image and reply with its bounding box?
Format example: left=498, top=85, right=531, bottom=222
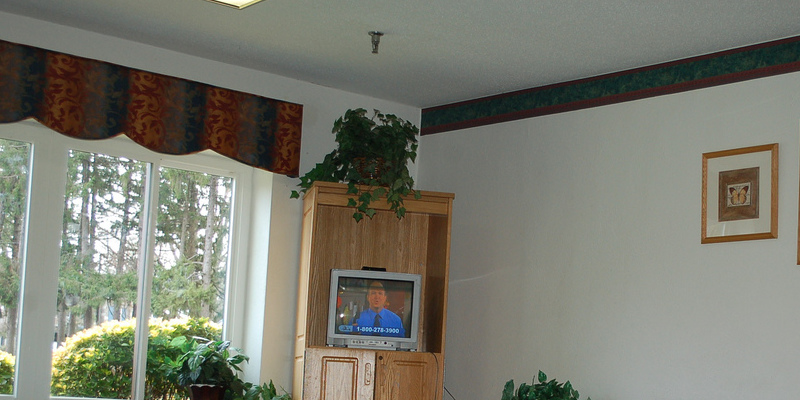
left=374, top=351, right=439, bottom=400
left=293, top=182, right=454, bottom=400
left=303, top=347, right=374, bottom=400
left=302, top=347, right=439, bottom=400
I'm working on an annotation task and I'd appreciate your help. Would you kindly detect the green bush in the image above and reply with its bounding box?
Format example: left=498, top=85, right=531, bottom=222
left=51, top=317, right=221, bottom=399
left=0, top=350, right=14, bottom=395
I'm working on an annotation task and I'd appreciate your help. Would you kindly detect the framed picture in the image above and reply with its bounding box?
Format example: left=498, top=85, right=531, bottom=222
left=701, top=143, right=778, bottom=243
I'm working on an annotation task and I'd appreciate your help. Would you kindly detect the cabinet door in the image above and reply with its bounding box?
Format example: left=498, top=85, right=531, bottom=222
left=375, top=351, right=439, bottom=400
left=304, top=347, right=376, bottom=400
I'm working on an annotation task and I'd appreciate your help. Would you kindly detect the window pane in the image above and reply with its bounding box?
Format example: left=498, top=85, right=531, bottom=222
left=49, top=151, right=235, bottom=400
left=0, top=138, right=31, bottom=396
left=144, top=167, right=232, bottom=399
left=51, top=150, right=146, bottom=399
left=151, top=167, right=232, bottom=325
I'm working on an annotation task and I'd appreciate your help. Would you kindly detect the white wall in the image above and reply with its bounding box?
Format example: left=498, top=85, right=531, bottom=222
left=0, top=11, right=419, bottom=394
left=418, top=73, right=800, bottom=399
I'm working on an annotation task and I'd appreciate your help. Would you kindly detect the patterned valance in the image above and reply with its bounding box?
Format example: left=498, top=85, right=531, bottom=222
left=0, top=39, right=302, bottom=176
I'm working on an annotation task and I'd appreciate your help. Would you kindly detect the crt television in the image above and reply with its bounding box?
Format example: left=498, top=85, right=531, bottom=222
left=327, top=269, right=422, bottom=351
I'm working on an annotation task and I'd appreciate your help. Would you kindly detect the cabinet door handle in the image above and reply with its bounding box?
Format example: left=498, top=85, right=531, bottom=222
left=364, top=362, right=372, bottom=385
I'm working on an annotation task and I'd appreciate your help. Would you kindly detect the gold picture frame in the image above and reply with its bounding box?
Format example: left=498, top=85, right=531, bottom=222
left=701, top=143, right=778, bottom=243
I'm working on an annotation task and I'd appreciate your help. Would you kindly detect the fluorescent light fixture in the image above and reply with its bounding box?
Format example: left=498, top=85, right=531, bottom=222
left=205, top=0, right=265, bottom=9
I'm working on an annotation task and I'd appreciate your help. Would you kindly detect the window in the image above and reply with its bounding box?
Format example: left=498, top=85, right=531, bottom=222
left=0, top=121, right=259, bottom=399
left=0, top=138, right=30, bottom=397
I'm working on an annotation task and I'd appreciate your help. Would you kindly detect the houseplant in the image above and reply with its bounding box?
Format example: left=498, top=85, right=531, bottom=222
left=243, top=380, right=292, bottom=400
left=501, top=371, right=590, bottom=400
left=163, top=336, right=291, bottom=400
left=290, top=108, right=421, bottom=221
left=163, top=336, right=248, bottom=400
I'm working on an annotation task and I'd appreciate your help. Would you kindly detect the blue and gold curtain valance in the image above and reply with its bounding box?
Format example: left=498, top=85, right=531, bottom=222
left=0, top=39, right=303, bottom=176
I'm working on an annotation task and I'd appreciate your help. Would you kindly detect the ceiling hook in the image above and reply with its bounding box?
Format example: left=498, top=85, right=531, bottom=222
left=369, top=31, right=384, bottom=54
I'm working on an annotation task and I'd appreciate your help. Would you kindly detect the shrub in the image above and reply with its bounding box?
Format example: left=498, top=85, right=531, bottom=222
left=0, top=350, right=14, bottom=394
left=51, top=317, right=220, bottom=399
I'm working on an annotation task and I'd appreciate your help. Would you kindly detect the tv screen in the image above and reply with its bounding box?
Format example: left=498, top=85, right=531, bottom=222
left=327, top=269, right=421, bottom=351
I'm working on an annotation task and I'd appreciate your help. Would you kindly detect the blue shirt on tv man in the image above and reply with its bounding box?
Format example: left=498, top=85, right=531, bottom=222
left=353, top=281, right=406, bottom=337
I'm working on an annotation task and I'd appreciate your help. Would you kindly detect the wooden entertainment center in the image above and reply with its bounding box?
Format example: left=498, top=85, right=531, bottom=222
left=293, top=182, right=454, bottom=400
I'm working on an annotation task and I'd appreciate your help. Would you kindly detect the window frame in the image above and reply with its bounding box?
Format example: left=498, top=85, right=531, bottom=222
left=0, top=120, right=255, bottom=400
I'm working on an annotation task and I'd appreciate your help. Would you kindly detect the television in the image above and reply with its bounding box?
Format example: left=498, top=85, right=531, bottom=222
left=327, top=269, right=422, bottom=351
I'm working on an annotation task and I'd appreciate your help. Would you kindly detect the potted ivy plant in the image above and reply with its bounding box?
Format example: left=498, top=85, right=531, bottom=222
left=501, top=371, right=590, bottom=400
left=291, top=108, right=421, bottom=221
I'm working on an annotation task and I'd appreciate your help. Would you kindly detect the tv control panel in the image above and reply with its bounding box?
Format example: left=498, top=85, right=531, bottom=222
left=348, top=339, right=396, bottom=349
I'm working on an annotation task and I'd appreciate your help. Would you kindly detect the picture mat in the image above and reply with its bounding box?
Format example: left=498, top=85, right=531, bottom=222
left=705, top=150, right=772, bottom=238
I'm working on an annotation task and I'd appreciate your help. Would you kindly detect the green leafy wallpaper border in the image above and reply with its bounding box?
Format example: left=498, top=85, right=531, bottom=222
left=421, top=36, right=800, bottom=135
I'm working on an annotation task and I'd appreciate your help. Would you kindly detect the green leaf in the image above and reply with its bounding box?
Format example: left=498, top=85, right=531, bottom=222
left=501, top=380, right=516, bottom=400
left=169, top=336, right=188, bottom=347
left=538, top=370, right=547, bottom=383
left=372, top=187, right=387, bottom=199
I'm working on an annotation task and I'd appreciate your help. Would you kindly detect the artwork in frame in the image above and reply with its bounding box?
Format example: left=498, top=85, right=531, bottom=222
left=701, top=143, right=778, bottom=244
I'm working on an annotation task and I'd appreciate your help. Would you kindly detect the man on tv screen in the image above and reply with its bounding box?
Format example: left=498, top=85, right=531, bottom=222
left=353, top=281, right=406, bottom=337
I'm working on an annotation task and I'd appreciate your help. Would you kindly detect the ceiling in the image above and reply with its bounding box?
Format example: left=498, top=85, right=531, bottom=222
left=2, top=0, right=800, bottom=108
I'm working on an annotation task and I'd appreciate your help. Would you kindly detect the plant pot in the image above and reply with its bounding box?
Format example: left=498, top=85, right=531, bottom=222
left=353, top=157, right=386, bottom=181
left=188, top=384, right=225, bottom=400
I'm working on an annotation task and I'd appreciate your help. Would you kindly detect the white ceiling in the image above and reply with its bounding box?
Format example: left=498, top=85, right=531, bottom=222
left=2, top=0, right=800, bottom=108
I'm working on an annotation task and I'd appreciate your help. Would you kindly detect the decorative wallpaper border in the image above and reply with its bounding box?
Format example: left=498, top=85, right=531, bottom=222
left=421, top=36, right=800, bottom=135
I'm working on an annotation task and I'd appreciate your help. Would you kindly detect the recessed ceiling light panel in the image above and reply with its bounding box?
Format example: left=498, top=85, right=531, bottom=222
left=205, top=0, right=265, bottom=9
